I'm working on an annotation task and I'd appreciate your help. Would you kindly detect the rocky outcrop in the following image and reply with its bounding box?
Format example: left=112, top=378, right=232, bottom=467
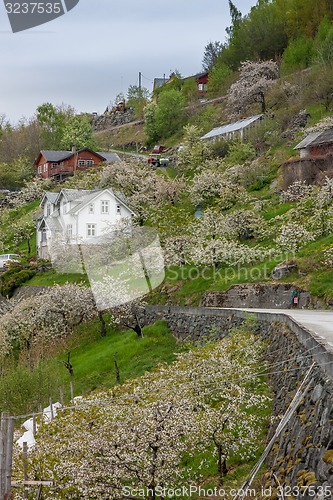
left=92, top=109, right=135, bottom=131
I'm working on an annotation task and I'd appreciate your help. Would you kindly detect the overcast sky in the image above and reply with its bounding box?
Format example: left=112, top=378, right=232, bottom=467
left=0, top=0, right=255, bottom=123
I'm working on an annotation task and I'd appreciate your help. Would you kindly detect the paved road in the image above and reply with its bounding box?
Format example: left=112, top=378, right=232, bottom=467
left=229, top=308, right=333, bottom=348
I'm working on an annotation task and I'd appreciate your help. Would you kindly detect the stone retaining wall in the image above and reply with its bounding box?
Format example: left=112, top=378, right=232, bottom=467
left=143, top=305, right=333, bottom=491
left=201, top=283, right=313, bottom=309
left=92, top=109, right=135, bottom=131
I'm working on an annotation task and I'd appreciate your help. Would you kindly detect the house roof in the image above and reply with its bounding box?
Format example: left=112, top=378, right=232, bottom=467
left=201, top=114, right=264, bottom=140
left=154, top=78, right=168, bottom=89
left=67, top=188, right=135, bottom=216
left=183, top=71, right=209, bottom=82
left=294, top=129, right=333, bottom=150
left=38, top=150, right=74, bottom=162
left=96, top=152, right=121, bottom=163
left=35, top=148, right=116, bottom=165
left=40, top=191, right=59, bottom=208
left=56, top=188, right=97, bottom=204
left=42, top=217, right=63, bottom=233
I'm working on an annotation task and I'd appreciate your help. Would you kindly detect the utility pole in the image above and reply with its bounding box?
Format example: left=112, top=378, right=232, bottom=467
left=73, top=130, right=77, bottom=177
left=138, top=71, right=142, bottom=98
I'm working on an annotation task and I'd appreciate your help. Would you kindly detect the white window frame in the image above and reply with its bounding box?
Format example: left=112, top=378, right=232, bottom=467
left=51, top=162, right=57, bottom=169
left=86, top=160, right=94, bottom=167
left=78, top=159, right=86, bottom=167
left=116, top=204, right=121, bottom=215
left=101, top=200, right=109, bottom=214
left=87, top=223, right=96, bottom=237
left=88, top=203, right=94, bottom=214
left=66, top=224, right=73, bottom=239
left=38, top=165, right=42, bottom=174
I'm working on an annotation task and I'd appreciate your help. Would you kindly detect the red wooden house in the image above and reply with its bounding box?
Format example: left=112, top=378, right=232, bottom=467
left=195, top=71, right=209, bottom=95
left=294, top=129, right=333, bottom=158
left=35, top=148, right=120, bottom=181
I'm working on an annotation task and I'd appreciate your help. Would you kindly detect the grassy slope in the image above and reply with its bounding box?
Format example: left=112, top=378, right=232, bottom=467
left=66, top=318, right=182, bottom=395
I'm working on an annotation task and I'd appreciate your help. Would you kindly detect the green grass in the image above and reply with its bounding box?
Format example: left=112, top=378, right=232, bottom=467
left=261, top=201, right=296, bottom=220
left=26, top=268, right=89, bottom=286
left=151, top=257, right=281, bottom=306
left=60, top=318, right=183, bottom=396
left=0, top=318, right=183, bottom=415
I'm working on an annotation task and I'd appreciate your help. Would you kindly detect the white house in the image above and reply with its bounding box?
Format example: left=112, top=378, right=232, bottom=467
left=37, top=188, right=135, bottom=259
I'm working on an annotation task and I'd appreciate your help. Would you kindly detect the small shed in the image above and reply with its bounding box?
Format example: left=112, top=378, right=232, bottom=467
left=294, top=128, right=333, bottom=158
left=201, top=114, right=264, bottom=142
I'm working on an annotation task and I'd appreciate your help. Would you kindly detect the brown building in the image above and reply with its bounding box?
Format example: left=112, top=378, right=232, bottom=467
left=281, top=128, right=333, bottom=188
left=294, top=128, right=333, bottom=158
left=35, top=148, right=120, bottom=181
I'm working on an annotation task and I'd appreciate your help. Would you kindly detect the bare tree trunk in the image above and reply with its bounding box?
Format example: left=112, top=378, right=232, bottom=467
left=217, top=444, right=228, bottom=486
left=98, top=311, right=107, bottom=337
left=114, top=353, right=120, bottom=383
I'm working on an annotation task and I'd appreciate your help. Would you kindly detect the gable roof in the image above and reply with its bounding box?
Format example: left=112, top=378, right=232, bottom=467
left=56, top=188, right=97, bottom=204
left=96, top=152, right=120, bottom=163
left=183, top=71, right=209, bottom=82
left=201, top=114, right=264, bottom=140
left=294, top=129, right=333, bottom=150
left=35, top=148, right=116, bottom=166
left=40, top=191, right=59, bottom=208
left=38, top=216, right=62, bottom=233
left=67, top=188, right=135, bottom=216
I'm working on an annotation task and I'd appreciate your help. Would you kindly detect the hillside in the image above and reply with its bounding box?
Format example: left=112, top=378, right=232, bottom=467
left=1, top=2, right=333, bottom=496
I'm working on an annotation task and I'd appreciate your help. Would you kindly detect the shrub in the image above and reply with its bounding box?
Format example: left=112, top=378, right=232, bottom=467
left=0, top=268, right=36, bottom=298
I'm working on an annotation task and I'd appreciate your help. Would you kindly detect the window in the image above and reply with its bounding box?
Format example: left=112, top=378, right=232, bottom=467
left=88, top=203, right=94, bottom=214
left=46, top=203, right=51, bottom=216
left=78, top=160, right=86, bottom=167
left=86, top=160, right=94, bottom=167
left=198, top=83, right=203, bottom=91
left=87, top=224, right=96, bottom=237
left=43, top=163, right=48, bottom=172
left=116, top=204, right=121, bottom=215
left=38, top=165, right=42, bottom=174
left=101, top=200, right=109, bottom=214
left=66, top=224, right=73, bottom=239
left=52, top=162, right=57, bottom=169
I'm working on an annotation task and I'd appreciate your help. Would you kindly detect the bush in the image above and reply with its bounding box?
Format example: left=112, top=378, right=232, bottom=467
left=280, top=36, right=314, bottom=76
left=0, top=267, right=36, bottom=297
left=211, top=139, right=231, bottom=158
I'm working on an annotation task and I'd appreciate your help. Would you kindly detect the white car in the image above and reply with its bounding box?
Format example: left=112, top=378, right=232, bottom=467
left=0, top=253, right=20, bottom=269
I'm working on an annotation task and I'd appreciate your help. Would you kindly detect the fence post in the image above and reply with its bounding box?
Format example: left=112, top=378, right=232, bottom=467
left=49, top=398, right=54, bottom=422
left=32, top=414, right=36, bottom=436
left=59, top=386, right=64, bottom=407
left=4, top=415, right=14, bottom=500
left=0, top=413, right=5, bottom=499
left=23, top=442, right=28, bottom=499
left=70, top=380, right=74, bottom=403
left=0, top=412, right=14, bottom=500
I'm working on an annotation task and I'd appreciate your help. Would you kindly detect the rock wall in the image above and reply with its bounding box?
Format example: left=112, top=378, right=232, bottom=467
left=92, top=109, right=135, bottom=131
left=262, top=323, right=333, bottom=494
left=143, top=305, right=333, bottom=491
left=281, top=154, right=333, bottom=189
left=201, top=283, right=312, bottom=309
